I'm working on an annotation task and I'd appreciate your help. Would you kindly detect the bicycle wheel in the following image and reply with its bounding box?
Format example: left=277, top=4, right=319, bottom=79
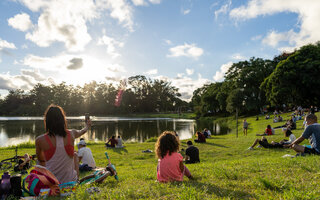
left=0, top=162, right=12, bottom=170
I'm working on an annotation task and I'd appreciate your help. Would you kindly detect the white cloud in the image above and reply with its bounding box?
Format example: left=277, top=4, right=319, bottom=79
left=251, top=35, right=262, bottom=41
left=0, top=38, right=17, bottom=50
left=19, top=0, right=97, bottom=52
left=213, top=61, right=233, bottom=82
left=230, top=0, right=320, bottom=51
left=170, top=74, right=210, bottom=101
left=22, top=53, right=126, bottom=86
left=97, top=0, right=133, bottom=30
left=164, top=39, right=172, bottom=45
left=0, top=71, right=51, bottom=91
left=132, top=0, right=146, bottom=6
left=186, top=68, right=194, bottom=75
left=131, top=0, right=161, bottom=6
left=148, top=0, right=161, bottom=4
left=8, top=13, right=33, bottom=32
left=167, top=43, right=204, bottom=59
left=182, top=9, right=191, bottom=15
left=15, top=0, right=134, bottom=51
left=214, top=0, right=231, bottom=20
left=98, top=34, right=124, bottom=58
left=231, top=53, right=246, bottom=60
left=21, top=69, right=46, bottom=81
left=146, top=69, right=158, bottom=75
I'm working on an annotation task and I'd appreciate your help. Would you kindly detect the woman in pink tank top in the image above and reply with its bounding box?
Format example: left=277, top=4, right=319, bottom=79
left=35, top=104, right=91, bottom=183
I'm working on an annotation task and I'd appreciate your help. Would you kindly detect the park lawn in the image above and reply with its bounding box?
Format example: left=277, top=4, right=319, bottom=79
left=1, top=113, right=320, bottom=199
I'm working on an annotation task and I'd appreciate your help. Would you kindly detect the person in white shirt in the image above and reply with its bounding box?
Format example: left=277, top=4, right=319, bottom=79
left=78, top=140, right=96, bottom=171
left=116, top=135, right=124, bottom=148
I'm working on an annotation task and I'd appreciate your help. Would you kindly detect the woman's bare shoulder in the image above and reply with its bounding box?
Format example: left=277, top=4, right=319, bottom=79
left=35, top=134, right=46, bottom=143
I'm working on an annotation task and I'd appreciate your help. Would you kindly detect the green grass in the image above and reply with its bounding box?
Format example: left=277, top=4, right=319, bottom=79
left=1, top=112, right=320, bottom=199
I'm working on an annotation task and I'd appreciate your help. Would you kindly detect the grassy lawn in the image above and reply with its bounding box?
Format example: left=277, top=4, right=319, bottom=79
left=1, top=112, right=320, bottom=199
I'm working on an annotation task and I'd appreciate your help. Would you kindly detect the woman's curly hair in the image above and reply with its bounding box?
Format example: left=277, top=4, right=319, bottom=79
left=155, top=131, right=180, bottom=159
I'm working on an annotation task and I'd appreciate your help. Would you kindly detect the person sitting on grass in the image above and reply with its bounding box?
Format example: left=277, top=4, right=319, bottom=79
left=185, top=141, right=200, bottom=164
left=116, top=135, right=124, bottom=148
left=78, top=140, right=96, bottom=171
left=105, top=135, right=118, bottom=148
left=194, top=131, right=206, bottom=143
left=285, top=114, right=320, bottom=155
left=256, top=125, right=274, bottom=136
left=248, top=128, right=296, bottom=150
left=156, top=131, right=193, bottom=182
left=35, top=104, right=91, bottom=183
left=205, top=128, right=212, bottom=137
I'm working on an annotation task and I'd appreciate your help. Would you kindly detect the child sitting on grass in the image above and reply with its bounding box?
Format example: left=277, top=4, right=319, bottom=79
left=155, top=131, right=193, bottom=182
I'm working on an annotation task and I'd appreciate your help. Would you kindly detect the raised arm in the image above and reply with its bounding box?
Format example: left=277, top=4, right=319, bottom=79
left=71, top=120, right=91, bottom=139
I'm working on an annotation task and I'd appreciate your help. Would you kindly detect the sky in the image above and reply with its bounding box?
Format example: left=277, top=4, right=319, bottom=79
left=0, top=0, right=320, bottom=101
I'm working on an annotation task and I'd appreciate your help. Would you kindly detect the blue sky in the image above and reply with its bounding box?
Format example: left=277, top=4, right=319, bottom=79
left=0, top=0, right=319, bottom=100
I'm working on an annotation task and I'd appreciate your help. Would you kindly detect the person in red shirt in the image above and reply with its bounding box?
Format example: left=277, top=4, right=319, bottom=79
left=156, top=131, right=193, bottom=182
left=105, top=136, right=118, bottom=148
left=256, top=125, right=274, bottom=136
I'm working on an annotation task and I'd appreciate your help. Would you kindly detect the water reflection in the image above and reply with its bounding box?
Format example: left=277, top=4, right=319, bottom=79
left=0, top=117, right=230, bottom=147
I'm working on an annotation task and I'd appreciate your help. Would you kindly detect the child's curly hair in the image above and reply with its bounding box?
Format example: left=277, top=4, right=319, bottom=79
left=155, top=131, right=180, bottom=159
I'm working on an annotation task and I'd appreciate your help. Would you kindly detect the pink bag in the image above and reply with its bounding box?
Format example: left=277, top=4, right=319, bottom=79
left=23, top=165, right=60, bottom=196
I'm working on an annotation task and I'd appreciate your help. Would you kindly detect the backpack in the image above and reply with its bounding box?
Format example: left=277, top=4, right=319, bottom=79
left=22, top=165, right=60, bottom=196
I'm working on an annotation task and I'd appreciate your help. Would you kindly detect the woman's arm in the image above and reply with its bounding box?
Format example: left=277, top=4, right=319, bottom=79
left=179, top=161, right=184, bottom=173
left=35, top=136, right=46, bottom=166
left=71, top=120, right=91, bottom=139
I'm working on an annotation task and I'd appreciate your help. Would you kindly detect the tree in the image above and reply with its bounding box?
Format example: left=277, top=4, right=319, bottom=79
left=224, top=57, right=274, bottom=113
left=262, top=42, right=320, bottom=107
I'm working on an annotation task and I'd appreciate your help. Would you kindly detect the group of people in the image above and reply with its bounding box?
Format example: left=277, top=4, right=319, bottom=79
left=156, top=131, right=200, bottom=182
left=105, top=135, right=124, bottom=148
left=249, top=113, right=320, bottom=157
left=34, top=104, right=203, bottom=185
left=33, top=103, right=320, bottom=187
left=194, top=128, right=211, bottom=143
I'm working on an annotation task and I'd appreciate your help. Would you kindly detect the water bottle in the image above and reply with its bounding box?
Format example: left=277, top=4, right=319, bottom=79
left=0, top=172, right=11, bottom=199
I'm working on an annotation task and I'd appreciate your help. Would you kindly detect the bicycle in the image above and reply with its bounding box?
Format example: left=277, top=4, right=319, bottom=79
left=79, top=152, right=118, bottom=185
left=0, top=147, right=37, bottom=171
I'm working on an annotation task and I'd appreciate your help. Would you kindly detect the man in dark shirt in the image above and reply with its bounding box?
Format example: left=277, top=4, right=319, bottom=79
left=185, top=141, right=200, bottom=164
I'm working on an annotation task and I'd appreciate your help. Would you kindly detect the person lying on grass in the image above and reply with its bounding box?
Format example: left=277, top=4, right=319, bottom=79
left=285, top=114, right=320, bottom=155
left=248, top=128, right=296, bottom=150
left=256, top=125, right=274, bottom=136
left=155, top=131, right=193, bottom=182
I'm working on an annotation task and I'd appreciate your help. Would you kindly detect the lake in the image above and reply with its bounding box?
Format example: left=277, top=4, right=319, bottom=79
left=0, top=116, right=230, bottom=147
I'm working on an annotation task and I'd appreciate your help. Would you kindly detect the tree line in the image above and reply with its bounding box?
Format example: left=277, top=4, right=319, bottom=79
left=0, top=75, right=188, bottom=116
left=191, top=42, right=320, bottom=117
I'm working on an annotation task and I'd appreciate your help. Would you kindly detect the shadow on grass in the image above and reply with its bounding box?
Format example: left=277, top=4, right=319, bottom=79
left=202, top=142, right=228, bottom=148
left=109, top=147, right=128, bottom=154
left=207, top=137, right=226, bottom=139
left=178, top=180, right=255, bottom=199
